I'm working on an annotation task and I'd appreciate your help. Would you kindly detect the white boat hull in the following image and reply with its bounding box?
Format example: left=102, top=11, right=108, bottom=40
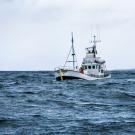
left=55, top=69, right=111, bottom=81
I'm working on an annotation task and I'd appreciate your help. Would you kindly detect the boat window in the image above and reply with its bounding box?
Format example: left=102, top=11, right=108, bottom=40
left=92, top=65, right=95, bottom=69
left=88, top=66, right=91, bottom=69
left=85, top=66, right=87, bottom=69
left=101, top=70, right=104, bottom=73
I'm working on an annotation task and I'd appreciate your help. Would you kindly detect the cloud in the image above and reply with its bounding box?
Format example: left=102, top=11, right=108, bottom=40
left=1, top=0, right=15, bottom=2
left=0, top=0, right=135, bottom=70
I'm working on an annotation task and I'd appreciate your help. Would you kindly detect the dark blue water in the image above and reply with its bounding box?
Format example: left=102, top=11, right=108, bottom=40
left=0, top=70, right=135, bottom=135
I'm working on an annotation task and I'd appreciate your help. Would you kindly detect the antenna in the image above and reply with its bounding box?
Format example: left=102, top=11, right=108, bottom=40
left=91, top=34, right=101, bottom=46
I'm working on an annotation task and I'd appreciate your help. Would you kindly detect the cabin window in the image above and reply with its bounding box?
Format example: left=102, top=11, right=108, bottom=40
left=88, top=66, right=91, bottom=69
left=92, top=65, right=95, bottom=69
left=85, top=66, right=87, bottom=69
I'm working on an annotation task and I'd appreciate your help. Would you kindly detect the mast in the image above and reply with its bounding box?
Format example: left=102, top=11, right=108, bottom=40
left=93, top=35, right=96, bottom=46
left=71, top=32, right=75, bottom=69
left=91, top=35, right=101, bottom=58
left=93, top=35, right=96, bottom=58
left=64, top=32, right=77, bottom=69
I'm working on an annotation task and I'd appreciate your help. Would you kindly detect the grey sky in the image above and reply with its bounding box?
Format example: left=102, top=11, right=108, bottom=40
left=0, top=0, right=135, bottom=70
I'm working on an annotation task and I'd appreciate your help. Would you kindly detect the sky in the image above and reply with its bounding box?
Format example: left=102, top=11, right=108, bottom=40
left=0, top=0, right=135, bottom=71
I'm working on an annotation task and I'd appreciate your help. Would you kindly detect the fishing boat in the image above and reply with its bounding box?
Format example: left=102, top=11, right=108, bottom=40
left=54, top=33, right=111, bottom=81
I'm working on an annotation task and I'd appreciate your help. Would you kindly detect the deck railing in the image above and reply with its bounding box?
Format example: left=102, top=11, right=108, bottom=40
left=54, top=66, right=79, bottom=71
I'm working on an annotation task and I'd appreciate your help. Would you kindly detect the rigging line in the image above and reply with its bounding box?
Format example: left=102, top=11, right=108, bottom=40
left=74, top=51, right=78, bottom=67
left=63, top=46, right=72, bottom=68
left=63, top=33, right=78, bottom=69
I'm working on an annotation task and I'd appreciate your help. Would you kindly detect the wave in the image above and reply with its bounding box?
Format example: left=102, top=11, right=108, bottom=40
left=0, top=117, right=16, bottom=126
left=0, top=71, right=135, bottom=134
left=109, top=89, right=135, bottom=100
left=0, top=84, right=4, bottom=90
left=127, top=79, right=135, bottom=82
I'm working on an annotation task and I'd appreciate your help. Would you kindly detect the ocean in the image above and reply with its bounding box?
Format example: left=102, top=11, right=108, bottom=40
left=0, top=70, right=135, bottom=135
